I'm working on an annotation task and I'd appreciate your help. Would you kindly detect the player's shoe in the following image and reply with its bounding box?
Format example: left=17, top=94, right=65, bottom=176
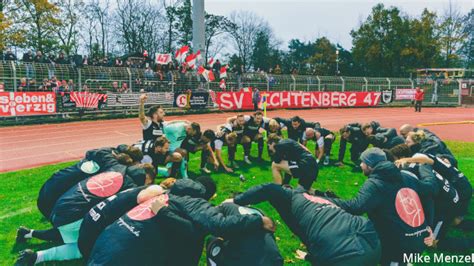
left=201, top=167, right=211, bottom=174
left=244, top=156, right=252, bottom=165
left=230, top=161, right=239, bottom=169
left=323, top=156, right=330, bottom=166
left=16, top=226, right=31, bottom=243
left=15, top=249, right=36, bottom=266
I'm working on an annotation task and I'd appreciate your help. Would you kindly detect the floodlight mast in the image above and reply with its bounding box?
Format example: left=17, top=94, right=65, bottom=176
left=192, top=0, right=205, bottom=66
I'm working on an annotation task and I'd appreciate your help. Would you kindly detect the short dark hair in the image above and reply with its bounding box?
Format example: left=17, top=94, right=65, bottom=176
left=146, top=105, right=162, bottom=117
left=254, top=110, right=263, bottom=116
left=267, top=133, right=282, bottom=145
left=291, top=116, right=302, bottom=123
left=191, top=122, right=201, bottom=135
left=361, top=123, right=372, bottom=132
left=140, top=163, right=156, bottom=180
left=236, top=114, right=245, bottom=119
left=124, top=146, right=144, bottom=163
left=339, top=125, right=349, bottom=135
left=154, top=136, right=169, bottom=148
left=195, top=176, right=217, bottom=201
left=203, top=129, right=215, bottom=142
left=389, top=144, right=412, bottom=159
left=115, top=153, right=134, bottom=166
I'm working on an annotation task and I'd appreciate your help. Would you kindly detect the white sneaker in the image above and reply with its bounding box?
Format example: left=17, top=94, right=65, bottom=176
left=244, top=156, right=252, bottom=165
left=323, top=156, right=330, bottom=166
left=201, top=167, right=211, bottom=174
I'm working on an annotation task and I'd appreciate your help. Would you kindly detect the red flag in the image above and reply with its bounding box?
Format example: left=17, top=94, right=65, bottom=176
left=185, top=53, right=197, bottom=69
left=219, top=79, right=226, bottom=90
left=208, top=57, right=214, bottom=67
left=220, top=66, right=227, bottom=78
left=197, top=65, right=206, bottom=75
left=175, top=45, right=189, bottom=62
left=196, top=50, right=202, bottom=62
left=198, top=66, right=215, bottom=82
left=143, top=50, right=148, bottom=57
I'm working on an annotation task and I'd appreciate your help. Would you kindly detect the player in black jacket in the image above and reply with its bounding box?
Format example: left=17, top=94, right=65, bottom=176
left=331, top=148, right=436, bottom=265
left=274, top=116, right=319, bottom=143
left=228, top=183, right=381, bottom=266
left=88, top=176, right=275, bottom=266
left=303, top=126, right=335, bottom=166
left=268, top=133, right=318, bottom=190
left=181, top=129, right=219, bottom=174
left=336, top=122, right=369, bottom=171
left=135, top=136, right=183, bottom=178
left=212, top=126, right=238, bottom=173
left=241, top=111, right=266, bottom=163
left=206, top=203, right=284, bottom=266
left=139, top=94, right=165, bottom=142
left=15, top=149, right=156, bottom=265
left=362, top=122, right=404, bottom=149
left=399, top=124, right=453, bottom=156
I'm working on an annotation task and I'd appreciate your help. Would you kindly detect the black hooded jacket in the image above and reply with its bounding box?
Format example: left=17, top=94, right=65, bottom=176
left=234, top=183, right=380, bottom=265
left=50, top=149, right=146, bottom=227
left=331, top=161, right=435, bottom=262
left=338, top=123, right=369, bottom=161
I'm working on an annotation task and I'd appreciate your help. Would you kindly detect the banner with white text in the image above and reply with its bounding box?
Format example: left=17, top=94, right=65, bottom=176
left=215, top=91, right=381, bottom=110
left=0, top=92, right=56, bottom=116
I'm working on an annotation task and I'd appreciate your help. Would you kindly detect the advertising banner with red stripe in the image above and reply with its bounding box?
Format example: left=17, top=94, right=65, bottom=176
left=69, top=92, right=107, bottom=108
left=0, top=92, right=56, bottom=116
left=215, top=91, right=381, bottom=110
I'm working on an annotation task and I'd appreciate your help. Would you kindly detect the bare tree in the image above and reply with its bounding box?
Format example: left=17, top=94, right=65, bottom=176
left=83, top=0, right=111, bottom=56
left=57, top=0, right=83, bottom=55
left=204, top=13, right=235, bottom=63
left=438, top=1, right=468, bottom=67
left=228, top=11, right=272, bottom=71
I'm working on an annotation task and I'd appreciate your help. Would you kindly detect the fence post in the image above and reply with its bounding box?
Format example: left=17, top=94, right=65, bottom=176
left=11, top=61, right=17, bottom=92
left=291, top=75, right=296, bottom=91
left=171, top=72, right=175, bottom=92
left=78, top=68, right=82, bottom=91
left=265, top=73, right=270, bottom=91
left=316, top=76, right=321, bottom=91
left=409, top=78, right=415, bottom=89
left=363, top=77, right=368, bottom=92
left=340, top=76, right=345, bottom=92
left=126, top=67, right=132, bottom=92
left=458, top=79, right=462, bottom=106
left=386, top=78, right=391, bottom=91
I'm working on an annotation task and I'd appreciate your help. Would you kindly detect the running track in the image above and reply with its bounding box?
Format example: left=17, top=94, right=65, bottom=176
left=1, top=107, right=473, bottom=173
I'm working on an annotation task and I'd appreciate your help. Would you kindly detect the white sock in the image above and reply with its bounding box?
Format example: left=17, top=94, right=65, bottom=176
left=35, top=251, right=44, bottom=264
left=245, top=156, right=249, bottom=159
left=25, top=230, right=33, bottom=239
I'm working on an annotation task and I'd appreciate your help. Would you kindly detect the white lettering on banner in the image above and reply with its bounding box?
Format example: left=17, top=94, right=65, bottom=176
left=107, top=92, right=172, bottom=107
left=265, top=92, right=363, bottom=108
left=0, top=92, right=56, bottom=116
left=233, top=93, right=243, bottom=109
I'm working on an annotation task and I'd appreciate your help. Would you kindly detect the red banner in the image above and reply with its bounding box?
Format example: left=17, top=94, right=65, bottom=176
left=0, top=92, right=56, bottom=116
left=216, top=91, right=381, bottom=110
left=69, top=92, right=107, bottom=108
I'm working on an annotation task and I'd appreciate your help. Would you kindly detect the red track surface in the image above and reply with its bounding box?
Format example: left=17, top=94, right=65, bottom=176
left=1, top=107, right=473, bottom=173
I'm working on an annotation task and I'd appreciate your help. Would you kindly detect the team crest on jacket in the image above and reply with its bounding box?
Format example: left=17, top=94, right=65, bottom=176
left=304, top=193, right=335, bottom=206
left=127, top=194, right=169, bottom=221
left=395, top=188, right=425, bottom=227
left=86, top=171, right=124, bottom=197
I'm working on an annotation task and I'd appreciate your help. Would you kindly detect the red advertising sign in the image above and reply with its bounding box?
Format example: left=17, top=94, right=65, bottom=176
left=395, top=89, right=416, bottom=100
left=69, top=92, right=107, bottom=108
left=215, top=91, right=381, bottom=110
left=0, top=92, right=56, bottom=116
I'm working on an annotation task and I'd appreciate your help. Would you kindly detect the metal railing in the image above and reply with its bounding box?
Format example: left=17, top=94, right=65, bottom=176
left=0, top=60, right=463, bottom=105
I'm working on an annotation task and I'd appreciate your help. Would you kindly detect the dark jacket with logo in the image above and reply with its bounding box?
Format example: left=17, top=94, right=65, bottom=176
left=50, top=150, right=146, bottom=227
left=234, top=183, right=380, bottom=265
left=274, top=117, right=318, bottom=143
left=338, top=123, right=369, bottom=162
left=331, top=161, right=435, bottom=262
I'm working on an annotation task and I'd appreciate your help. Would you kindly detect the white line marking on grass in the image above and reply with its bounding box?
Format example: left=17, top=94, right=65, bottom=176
left=0, top=207, right=33, bottom=220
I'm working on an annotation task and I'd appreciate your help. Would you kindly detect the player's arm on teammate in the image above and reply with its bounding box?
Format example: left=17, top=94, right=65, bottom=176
left=316, top=139, right=324, bottom=163
left=139, top=94, right=149, bottom=127
left=331, top=179, right=382, bottom=215
left=206, top=143, right=219, bottom=170
left=395, top=153, right=434, bottom=168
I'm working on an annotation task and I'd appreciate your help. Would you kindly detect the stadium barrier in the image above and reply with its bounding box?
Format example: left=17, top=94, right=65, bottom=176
left=0, top=61, right=467, bottom=120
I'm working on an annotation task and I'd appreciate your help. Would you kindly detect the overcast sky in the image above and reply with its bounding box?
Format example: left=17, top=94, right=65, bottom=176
left=206, top=0, right=472, bottom=50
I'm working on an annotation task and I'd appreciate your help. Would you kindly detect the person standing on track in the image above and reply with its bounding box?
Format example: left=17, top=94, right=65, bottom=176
left=139, top=94, right=165, bottom=142
left=414, top=87, right=424, bottom=112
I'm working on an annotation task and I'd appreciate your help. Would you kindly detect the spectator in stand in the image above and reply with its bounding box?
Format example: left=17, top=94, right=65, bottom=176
left=82, top=84, right=90, bottom=92
left=274, top=64, right=282, bottom=75
left=0, top=82, right=5, bottom=92
left=47, top=55, right=56, bottom=78
left=4, top=48, right=17, bottom=61
left=111, top=81, right=119, bottom=92
left=144, top=67, right=155, bottom=79
left=82, top=55, right=89, bottom=66
left=18, top=78, right=27, bottom=92
left=56, top=52, right=68, bottom=64
left=58, top=80, right=69, bottom=93
left=414, top=87, right=424, bottom=112
left=213, top=59, right=221, bottom=78
left=115, top=58, right=123, bottom=67
left=68, top=80, right=75, bottom=91
left=120, top=82, right=130, bottom=93
left=34, top=51, right=45, bottom=63
left=253, top=88, right=261, bottom=111
left=29, top=79, right=37, bottom=91
left=125, top=59, right=132, bottom=68
left=22, top=50, right=35, bottom=79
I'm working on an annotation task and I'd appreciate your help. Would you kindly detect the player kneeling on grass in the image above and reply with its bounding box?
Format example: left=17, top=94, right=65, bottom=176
left=392, top=149, right=474, bottom=252
left=330, top=148, right=436, bottom=265
left=223, top=114, right=252, bottom=165
left=35, top=145, right=143, bottom=220
left=336, top=122, right=369, bottom=172
left=135, top=136, right=184, bottom=178
left=213, top=128, right=239, bottom=173
left=225, top=183, right=381, bottom=266
left=267, top=133, right=318, bottom=191
left=303, top=127, right=335, bottom=166
left=241, top=111, right=267, bottom=163
left=206, top=203, right=284, bottom=266
left=88, top=176, right=275, bottom=266
left=15, top=150, right=156, bottom=266
left=181, top=129, right=219, bottom=174
left=362, top=123, right=404, bottom=149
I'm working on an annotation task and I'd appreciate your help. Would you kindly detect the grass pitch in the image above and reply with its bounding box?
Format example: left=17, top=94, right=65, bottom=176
left=0, top=138, right=473, bottom=266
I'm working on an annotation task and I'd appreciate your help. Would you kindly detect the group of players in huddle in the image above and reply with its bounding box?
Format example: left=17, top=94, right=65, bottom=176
left=14, top=94, right=473, bottom=266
